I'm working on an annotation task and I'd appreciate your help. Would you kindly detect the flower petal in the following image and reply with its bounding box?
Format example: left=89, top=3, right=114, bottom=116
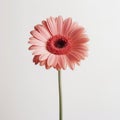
left=45, top=64, right=51, bottom=69
left=70, top=27, right=84, bottom=40
left=47, top=54, right=56, bottom=66
left=39, top=52, right=50, bottom=61
left=79, top=37, right=89, bottom=43
left=42, top=20, right=50, bottom=32
left=57, top=55, right=67, bottom=70
left=32, top=47, right=48, bottom=55
left=55, top=64, right=61, bottom=70
left=32, top=50, right=41, bottom=55
left=50, top=17, right=57, bottom=34
left=72, top=37, right=89, bottom=44
left=30, top=30, right=47, bottom=42
left=67, top=52, right=80, bottom=61
left=29, top=45, right=40, bottom=50
left=28, top=39, right=41, bottom=46
left=67, top=22, right=78, bottom=35
left=39, top=60, right=46, bottom=66
left=46, top=17, right=57, bottom=35
left=65, top=55, right=75, bottom=70
left=63, top=17, right=72, bottom=35
left=28, top=38, right=46, bottom=46
left=33, top=55, right=40, bottom=64
left=56, top=16, right=63, bottom=35
left=34, top=24, right=51, bottom=39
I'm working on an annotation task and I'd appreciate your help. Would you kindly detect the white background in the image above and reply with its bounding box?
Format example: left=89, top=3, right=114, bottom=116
left=0, top=0, right=120, bottom=120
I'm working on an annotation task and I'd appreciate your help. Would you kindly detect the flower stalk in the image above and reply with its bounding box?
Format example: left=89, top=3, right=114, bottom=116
left=58, top=70, right=62, bottom=120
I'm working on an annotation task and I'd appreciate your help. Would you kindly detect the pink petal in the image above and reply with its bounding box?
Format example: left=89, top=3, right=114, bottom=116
left=63, top=17, right=72, bottom=35
left=30, top=30, right=47, bottom=42
left=42, top=20, right=50, bottom=32
left=56, top=16, right=63, bottom=35
left=47, top=54, right=56, bottom=66
left=70, top=27, right=84, bottom=40
left=74, top=45, right=88, bottom=51
left=77, top=51, right=87, bottom=59
left=72, top=47, right=88, bottom=57
left=39, top=52, right=50, bottom=61
left=67, top=22, right=78, bottom=35
left=71, top=51, right=83, bottom=60
left=28, top=40, right=41, bottom=45
left=32, top=47, right=48, bottom=55
left=65, top=55, right=75, bottom=70
left=50, top=17, right=57, bottom=34
left=53, top=55, right=58, bottom=67
left=28, top=38, right=46, bottom=46
left=61, top=55, right=67, bottom=69
left=40, top=60, right=46, bottom=66
left=29, top=45, right=40, bottom=50
left=32, top=50, right=42, bottom=55
left=33, top=55, right=40, bottom=64
left=34, top=24, right=51, bottom=39
left=29, top=37, right=38, bottom=42
left=57, top=55, right=67, bottom=70
left=55, top=64, right=61, bottom=70
left=79, top=37, right=89, bottom=43
left=46, top=17, right=57, bottom=35
left=45, top=64, right=51, bottom=69
left=72, top=37, right=89, bottom=44
left=67, top=52, right=80, bottom=61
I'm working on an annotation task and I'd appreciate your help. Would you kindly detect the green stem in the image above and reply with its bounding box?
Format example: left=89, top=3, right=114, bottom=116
left=58, top=70, right=62, bottom=120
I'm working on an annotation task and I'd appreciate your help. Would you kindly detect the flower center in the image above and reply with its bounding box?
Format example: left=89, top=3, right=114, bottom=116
left=46, top=35, right=71, bottom=55
left=54, top=39, right=67, bottom=48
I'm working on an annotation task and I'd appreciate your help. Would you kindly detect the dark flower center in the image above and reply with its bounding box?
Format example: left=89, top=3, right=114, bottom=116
left=46, top=35, right=71, bottom=55
left=54, top=39, right=67, bottom=48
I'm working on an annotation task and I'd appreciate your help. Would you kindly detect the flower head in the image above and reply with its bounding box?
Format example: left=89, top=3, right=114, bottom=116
left=28, top=16, right=89, bottom=70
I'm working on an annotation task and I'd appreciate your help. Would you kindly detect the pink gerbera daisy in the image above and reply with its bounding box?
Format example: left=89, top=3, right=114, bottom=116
left=28, top=16, right=89, bottom=70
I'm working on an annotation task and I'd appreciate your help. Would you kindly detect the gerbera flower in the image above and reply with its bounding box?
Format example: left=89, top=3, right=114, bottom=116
left=28, top=16, right=89, bottom=70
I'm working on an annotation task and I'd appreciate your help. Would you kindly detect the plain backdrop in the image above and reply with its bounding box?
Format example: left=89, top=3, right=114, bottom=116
left=0, top=0, right=120, bottom=120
